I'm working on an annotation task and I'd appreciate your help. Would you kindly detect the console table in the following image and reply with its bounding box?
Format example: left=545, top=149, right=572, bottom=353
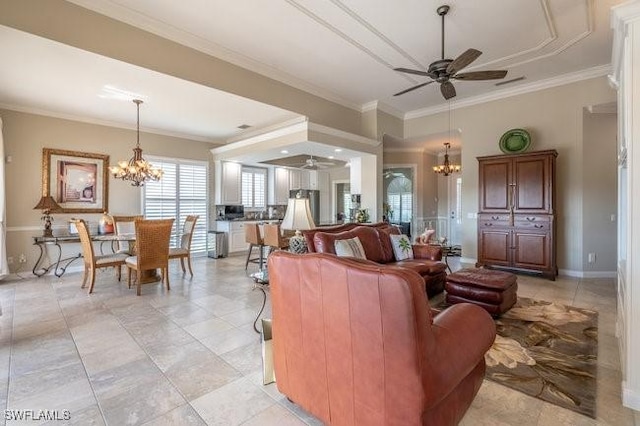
left=32, top=233, right=134, bottom=277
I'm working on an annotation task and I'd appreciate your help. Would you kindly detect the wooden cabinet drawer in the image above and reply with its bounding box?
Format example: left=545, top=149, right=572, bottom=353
left=515, top=215, right=550, bottom=223
left=514, top=221, right=550, bottom=231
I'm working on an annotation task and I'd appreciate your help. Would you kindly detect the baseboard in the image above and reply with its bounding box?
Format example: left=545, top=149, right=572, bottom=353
left=558, top=269, right=617, bottom=278
left=622, top=382, right=640, bottom=411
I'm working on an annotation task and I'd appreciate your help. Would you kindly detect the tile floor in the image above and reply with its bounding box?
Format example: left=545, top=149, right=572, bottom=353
left=0, top=255, right=637, bottom=425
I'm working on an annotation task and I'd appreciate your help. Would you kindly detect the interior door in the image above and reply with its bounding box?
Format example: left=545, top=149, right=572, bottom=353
left=448, top=176, right=462, bottom=246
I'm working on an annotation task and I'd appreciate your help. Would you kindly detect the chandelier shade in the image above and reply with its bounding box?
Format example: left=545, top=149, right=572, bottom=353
left=110, top=99, right=163, bottom=187
left=433, top=142, right=461, bottom=176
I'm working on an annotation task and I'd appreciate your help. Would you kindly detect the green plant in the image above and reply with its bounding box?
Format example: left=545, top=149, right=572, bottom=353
left=398, top=236, right=412, bottom=254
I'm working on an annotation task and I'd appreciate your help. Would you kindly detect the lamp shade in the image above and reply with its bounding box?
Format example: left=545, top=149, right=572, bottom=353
left=33, top=195, right=60, bottom=211
left=281, top=197, right=316, bottom=232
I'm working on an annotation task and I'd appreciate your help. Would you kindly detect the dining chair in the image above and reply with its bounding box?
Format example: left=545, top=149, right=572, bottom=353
left=245, top=223, right=266, bottom=270
left=75, top=219, right=128, bottom=294
left=169, top=215, right=199, bottom=277
left=263, top=223, right=289, bottom=254
left=125, top=218, right=174, bottom=296
left=111, top=215, right=143, bottom=254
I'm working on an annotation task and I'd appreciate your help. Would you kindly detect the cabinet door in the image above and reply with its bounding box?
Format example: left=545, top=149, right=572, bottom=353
left=479, top=158, right=512, bottom=212
left=299, top=170, right=310, bottom=189
left=513, top=154, right=553, bottom=214
left=478, top=226, right=512, bottom=266
left=275, top=168, right=289, bottom=204
left=222, top=162, right=242, bottom=205
left=289, top=170, right=301, bottom=190
left=512, top=228, right=551, bottom=270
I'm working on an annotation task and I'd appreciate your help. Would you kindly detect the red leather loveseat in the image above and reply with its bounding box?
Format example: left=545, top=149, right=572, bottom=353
left=269, top=251, right=496, bottom=425
left=304, top=222, right=447, bottom=297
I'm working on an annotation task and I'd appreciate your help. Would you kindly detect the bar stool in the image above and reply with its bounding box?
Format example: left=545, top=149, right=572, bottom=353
left=245, top=223, right=266, bottom=270
left=263, top=224, right=290, bottom=254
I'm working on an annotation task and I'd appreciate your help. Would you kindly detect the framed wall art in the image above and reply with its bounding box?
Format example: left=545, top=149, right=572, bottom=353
left=42, top=148, right=109, bottom=213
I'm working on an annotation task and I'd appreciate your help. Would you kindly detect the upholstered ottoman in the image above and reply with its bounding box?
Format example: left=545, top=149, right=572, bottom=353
left=445, top=268, right=518, bottom=315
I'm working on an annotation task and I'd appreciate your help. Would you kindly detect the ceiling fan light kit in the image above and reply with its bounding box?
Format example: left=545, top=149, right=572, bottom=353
left=299, top=155, right=336, bottom=170
left=393, top=4, right=508, bottom=100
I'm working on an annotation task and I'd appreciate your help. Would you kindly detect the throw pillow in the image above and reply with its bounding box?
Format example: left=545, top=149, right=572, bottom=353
left=334, top=237, right=367, bottom=259
left=390, top=234, right=414, bottom=261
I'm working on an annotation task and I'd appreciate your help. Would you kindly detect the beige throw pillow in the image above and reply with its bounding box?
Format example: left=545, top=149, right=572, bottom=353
left=334, top=237, right=367, bottom=259
left=390, top=234, right=414, bottom=261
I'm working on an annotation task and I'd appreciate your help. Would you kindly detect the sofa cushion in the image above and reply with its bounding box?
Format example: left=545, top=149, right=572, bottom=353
left=334, top=237, right=367, bottom=259
left=390, top=234, right=414, bottom=260
left=313, top=227, right=386, bottom=262
left=393, top=259, right=447, bottom=276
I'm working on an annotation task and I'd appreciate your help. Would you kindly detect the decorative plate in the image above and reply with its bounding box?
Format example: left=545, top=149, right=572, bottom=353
left=499, top=129, right=531, bottom=154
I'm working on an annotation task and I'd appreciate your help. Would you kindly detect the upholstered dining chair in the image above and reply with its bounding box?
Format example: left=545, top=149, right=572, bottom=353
left=125, top=218, right=174, bottom=296
left=169, top=215, right=199, bottom=277
left=263, top=223, right=289, bottom=254
left=112, top=215, right=143, bottom=254
left=245, top=223, right=266, bottom=270
left=75, top=219, right=128, bottom=294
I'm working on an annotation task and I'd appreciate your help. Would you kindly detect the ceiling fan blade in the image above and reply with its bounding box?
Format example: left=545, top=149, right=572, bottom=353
left=453, top=70, right=508, bottom=80
left=393, top=67, right=430, bottom=77
left=440, top=81, right=456, bottom=99
left=446, top=48, right=482, bottom=75
left=393, top=81, right=434, bottom=96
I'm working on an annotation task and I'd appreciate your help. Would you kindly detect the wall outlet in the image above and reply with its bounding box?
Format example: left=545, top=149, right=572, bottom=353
left=19, top=254, right=27, bottom=264
left=7, top=256, right=13, bottom=265
left=588, top=253, right=596, bottom=264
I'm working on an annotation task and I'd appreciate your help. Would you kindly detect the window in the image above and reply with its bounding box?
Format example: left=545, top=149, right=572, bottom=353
left=241, top=167, right=266, bottom=209
left=143, top=158, right=208, bottom=255
left=387, top=176, right=412, bottom=223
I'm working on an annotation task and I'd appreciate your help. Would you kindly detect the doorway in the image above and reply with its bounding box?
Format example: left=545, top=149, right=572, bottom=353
left=448, top=176, right=462, bottom=246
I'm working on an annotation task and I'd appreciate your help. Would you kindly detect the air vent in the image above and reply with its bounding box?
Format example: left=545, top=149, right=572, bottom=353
left=495, top=76, right=525, bottom=86
left=237, top=124, right=251, bottom=130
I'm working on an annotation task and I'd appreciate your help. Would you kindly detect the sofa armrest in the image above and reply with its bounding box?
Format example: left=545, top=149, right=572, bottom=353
left=412, top=244, right=443, bottom=261
left=426, top=303, right=496, bottom=402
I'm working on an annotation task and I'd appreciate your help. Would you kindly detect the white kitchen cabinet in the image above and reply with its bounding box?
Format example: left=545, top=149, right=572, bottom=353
left=289, top=169, right=310, bottom=190
left=268, top=167, right=290, bottom=205
left=214, top=220, right=248, bottom=253
left=215, top=161, right=242, bottom=205
left=317, top=171, right=331, bottom=224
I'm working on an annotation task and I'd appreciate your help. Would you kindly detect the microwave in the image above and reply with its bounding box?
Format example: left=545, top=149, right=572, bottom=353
left=224, top=205, right=244, bottom=219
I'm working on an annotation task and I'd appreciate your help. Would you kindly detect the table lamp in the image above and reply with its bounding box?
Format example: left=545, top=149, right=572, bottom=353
left=281, top=195, right=316, bottom=253
left=33, top=195, right=61, bottom=237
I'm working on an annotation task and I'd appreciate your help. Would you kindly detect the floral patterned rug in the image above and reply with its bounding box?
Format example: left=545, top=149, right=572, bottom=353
left=436, top=297, right=598, bottom=418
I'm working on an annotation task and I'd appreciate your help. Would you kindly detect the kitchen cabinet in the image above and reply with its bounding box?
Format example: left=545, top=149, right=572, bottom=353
left=477, top=150, right=557, bottom=279
left=289, top=169, right=310, bottom=191
left=214, top=220, right=281, bottom=254
left=268, top=167, right=290, bottom=205
left=215, top=161, right=242, bottom=205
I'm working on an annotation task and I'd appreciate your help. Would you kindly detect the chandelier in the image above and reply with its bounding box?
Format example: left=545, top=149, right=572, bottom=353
left=433, top=142, right=461, bottom=176
left=110, top=99, right=163, bottom=186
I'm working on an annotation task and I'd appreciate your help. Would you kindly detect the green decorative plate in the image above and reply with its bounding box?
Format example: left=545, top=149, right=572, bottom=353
left=499, top=129, right=531, bottom=154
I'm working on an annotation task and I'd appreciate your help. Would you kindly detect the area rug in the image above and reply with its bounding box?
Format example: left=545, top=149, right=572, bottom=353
left=434, top=297, right=598, bottom=418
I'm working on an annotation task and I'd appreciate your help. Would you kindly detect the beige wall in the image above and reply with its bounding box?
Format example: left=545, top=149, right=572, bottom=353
left=0, top=0, right=362, bottom=137
left=2, top=108, right=212, bottom=273
left=405, top=76, right=616, bottom=273
left=582, top=110, right=617, bottom=272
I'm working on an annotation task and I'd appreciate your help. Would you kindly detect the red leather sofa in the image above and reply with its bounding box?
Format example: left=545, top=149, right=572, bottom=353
left=304, top=222, right=447, bottom=297
left=268, top=251, right=496, bottom=425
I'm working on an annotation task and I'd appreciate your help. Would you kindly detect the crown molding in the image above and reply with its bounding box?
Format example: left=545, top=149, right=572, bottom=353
left=404, top=64, right=611, bottom=120
left=611, top=1, right=640, bottom=83
left=211, top=119, right=310, bottom=155
left=360, top=101, right=404, bottom=119
left=66, top=0, right=361, bottom=112
left=0, top=102, right=218, bottom=143
left=309, top=122, right=380, bottom=147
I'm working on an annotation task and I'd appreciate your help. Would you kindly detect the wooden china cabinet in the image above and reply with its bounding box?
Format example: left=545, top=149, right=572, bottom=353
left=476, top=150, right=557, bottom=280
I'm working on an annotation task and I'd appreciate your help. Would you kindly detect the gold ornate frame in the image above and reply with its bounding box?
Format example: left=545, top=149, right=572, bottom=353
left=42, top=148, right=109, bottom=213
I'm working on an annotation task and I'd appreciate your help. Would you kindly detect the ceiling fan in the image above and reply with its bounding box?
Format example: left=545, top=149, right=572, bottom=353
left=298, top=155, right=336, bottom=170
left=393, top=5, right=507, bottom=100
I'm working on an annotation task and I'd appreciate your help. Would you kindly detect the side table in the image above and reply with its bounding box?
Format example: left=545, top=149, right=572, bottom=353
left=250, top=270, right=269, bottom=334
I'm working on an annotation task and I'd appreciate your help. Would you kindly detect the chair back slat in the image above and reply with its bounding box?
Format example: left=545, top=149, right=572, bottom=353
left=75, top=219, right=95, bottom=263
left=263, top=224, right=287, bottom=249
left=135, top=219, right=174, bottom=270
left=180, top=215, right=199, bottom=250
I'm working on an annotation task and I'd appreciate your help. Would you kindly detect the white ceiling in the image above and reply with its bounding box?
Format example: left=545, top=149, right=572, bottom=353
left=0, top=0, right=622, bottom=153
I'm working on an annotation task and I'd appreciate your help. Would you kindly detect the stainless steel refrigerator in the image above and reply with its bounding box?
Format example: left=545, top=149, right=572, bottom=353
left=290, top=189, right=320, bottom=226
